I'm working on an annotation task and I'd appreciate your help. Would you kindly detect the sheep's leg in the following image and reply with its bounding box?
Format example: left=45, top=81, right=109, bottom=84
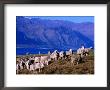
left=47, top=61, right=48, bottom=65
left=41, top=68, right=42, bottom=72
left=16, top=70, right=18, bottom=74
left=39, top=68, right=40, bottom=72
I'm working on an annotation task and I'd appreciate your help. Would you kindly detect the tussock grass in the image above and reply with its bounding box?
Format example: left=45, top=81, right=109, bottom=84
left=41, top=58, right=94, bottom=74
left=17, top=51, right=94, bottom=74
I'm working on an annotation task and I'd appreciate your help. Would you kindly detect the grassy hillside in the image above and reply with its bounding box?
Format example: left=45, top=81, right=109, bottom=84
left=17, top=50, right=94, bottom=74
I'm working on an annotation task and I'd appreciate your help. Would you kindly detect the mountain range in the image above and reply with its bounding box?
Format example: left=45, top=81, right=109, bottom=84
left=16, top=16, right=94, bottom=50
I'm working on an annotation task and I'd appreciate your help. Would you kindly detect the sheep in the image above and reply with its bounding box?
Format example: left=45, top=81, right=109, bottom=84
left=65, top=49, right=73, bottom=60
left=71, top=54, right=83, bottom=65
left=16, top=63, right=20, bottom=74
left=59, top=51, right=65, bottom=60
left=77, top=46, right=92, bottom=56
left=66, top=51, right=70, bottom=56
left=84, top=48, right=91, bottom=56
left=19, top=60, right=24, bottom=70
left=30, top=64, right=35, bottom=71
left=34, top=56, right=40, bottom=63
left=77, top=48, right=84, bottom=55
left=40, top=56, right=49, bottom=66
left=71, top=54, right=76, bottom=64
left=29, top=61, right=45, bottom=73
left=34, top=62, right=44, bottom=72
left=25, top=60, right=30, bottom=70
left=50, top=51, right=58, bottom=61
left=69, top=49, right=73, bottom=55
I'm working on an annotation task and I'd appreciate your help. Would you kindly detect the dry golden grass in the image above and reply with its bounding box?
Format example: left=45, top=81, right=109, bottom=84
left=17, top=50, right=94, bottom=74
left=39, top=57, right=94, bottom=74
left=17, top=56, right=94, bottom=75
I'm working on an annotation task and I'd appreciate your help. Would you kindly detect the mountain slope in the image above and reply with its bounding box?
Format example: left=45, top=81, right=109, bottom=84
left=16, top=16, right=94, bottom=49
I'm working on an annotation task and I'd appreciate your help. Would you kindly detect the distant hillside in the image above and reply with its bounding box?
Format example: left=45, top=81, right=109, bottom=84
left=16, top=16, right=94, bottom=50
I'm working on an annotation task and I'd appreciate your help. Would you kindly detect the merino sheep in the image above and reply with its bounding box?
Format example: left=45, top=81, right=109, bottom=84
left=50, top=51, right=58, bottom=61
left=40, top=56, right=49, bottom=66
left=34, top=62, right=44, bottom=72
left=59, top=51, right=65, bottom=60
left=34, top=57, right=40, bottom=63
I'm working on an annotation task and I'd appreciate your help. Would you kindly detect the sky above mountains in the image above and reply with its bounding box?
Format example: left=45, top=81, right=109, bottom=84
left=24, top=16, right=94, bottom=23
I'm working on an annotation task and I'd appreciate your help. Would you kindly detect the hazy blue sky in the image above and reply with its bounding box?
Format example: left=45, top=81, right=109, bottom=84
left=25, top=16, right=94, bottom=23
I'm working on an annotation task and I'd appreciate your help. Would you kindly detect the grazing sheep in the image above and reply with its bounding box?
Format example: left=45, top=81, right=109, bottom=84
left=77, top=48, right=84, bottom=55
left=34, top=62, right=44, bottom=72
left=66, top=49, right=72, bottom=56
left=77, top=46, right=92, bottom=56
left=40, top=56, right=49, bottom=66
left=69, top=49, right=73, bottom=55
left=16, top=63, right=20, bottom=74
left=19, top=60, right=24, bottom=70
left=16, top=46, right=92, bottom=74
left=59, top=51, right=65, bottom=60
left=34, top=57, right=40, bottom=63
left=84, top=48, right=91, bottom=56
left=71, top=54, right=81, bottom=65
left=71, top=54, right=83, bottom=65
left=25, top=60, right=30, bottom=70
left=66, top=51, right=70, bottom=56
left=50, top=51, right=58, bottom=61
left=30, top=64, right=35, bottom=71
left=71, top=54, right=76, bottom=64
left=65, top=49, right=73, bottom=59
left=76, top=54, right=83, bottom=64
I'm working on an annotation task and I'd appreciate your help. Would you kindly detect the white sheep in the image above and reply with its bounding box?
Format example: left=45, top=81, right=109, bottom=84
left=59, top=51, right=64, bottom=60
left=34, top=62, right=44, bottom=72
left=34, top=56, right=40, bottom=63
left=40, top=56, right=49, bottom=66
